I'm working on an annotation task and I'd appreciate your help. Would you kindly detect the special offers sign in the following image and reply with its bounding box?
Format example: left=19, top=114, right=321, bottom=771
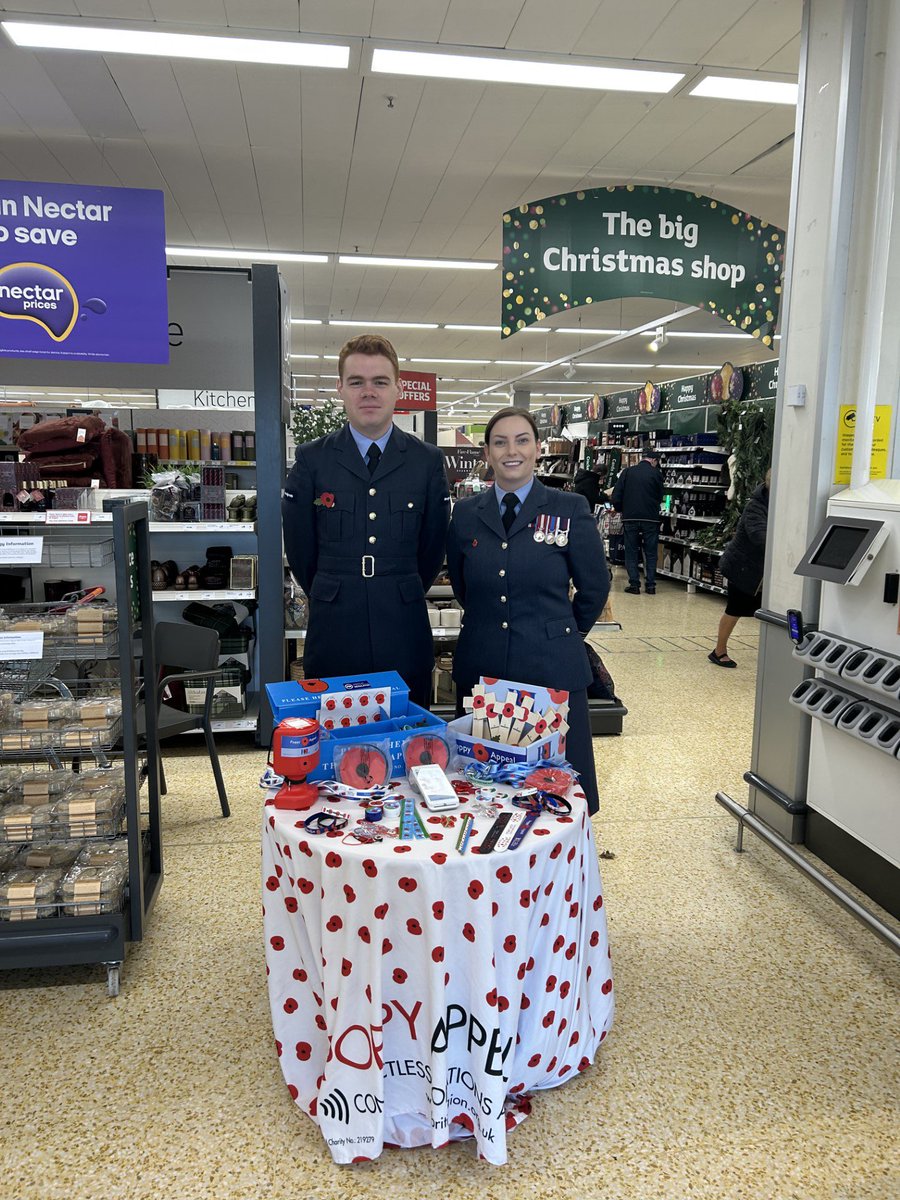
left=502, top=185, right=784, bottom=347
left=0, top=180, right=168, bottom=364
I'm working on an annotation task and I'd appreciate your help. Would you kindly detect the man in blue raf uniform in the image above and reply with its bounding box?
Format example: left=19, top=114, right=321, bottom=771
left=282, top=334, right=450, bottom=708
left=446, top=408, right=609, bottom=814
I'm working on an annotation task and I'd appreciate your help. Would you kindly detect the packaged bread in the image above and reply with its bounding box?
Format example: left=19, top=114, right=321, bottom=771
left=53, top=787, right=123, bottom=838
left=77, top=838, right=129, bottom=868
left=0, top=803, right=55, bottom=842
left=60, top=861, right=127, bottom=916
left=5, top=698, right=80, bottom=728
left=17, top=841, right=83, bottom=871
left=0, top=867, right=63, bottom=920
left=72, top=765, right=126, bottom=792
left=8, top=769, right=74, bottom=807
left=0, top=844, right=20, bottom=871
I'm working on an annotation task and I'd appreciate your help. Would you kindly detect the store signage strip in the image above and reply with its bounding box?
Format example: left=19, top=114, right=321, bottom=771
left=158, top=389, right=256, bottom=410
left=0, top=536, right=42, bottom=564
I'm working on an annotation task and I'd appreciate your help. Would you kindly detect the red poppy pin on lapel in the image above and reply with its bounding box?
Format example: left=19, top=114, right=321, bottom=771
left=472, top=538, right=478, bottom=547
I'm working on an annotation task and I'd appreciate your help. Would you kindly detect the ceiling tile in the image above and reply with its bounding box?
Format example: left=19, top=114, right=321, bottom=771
left=105, top=58, right=192, bottom=138
left=0, top=132, right=69, bottom=180
left=690, top=106, right=796, bottom=175
left=146, top=137, right=219, bottom=209
left=298, top=0, right=374, bottom=37
left=237, top=65, right=301, bottom=150
left=32, top=51, right=141, bottom=139
left=371, top=0, right=450, bottom=43
left=438, top=0, right=523, bottom=48
left=171, top=61, right=249, bottom=144
left=0, top=44, right=84, bottom=135
left=38, top=135, right=123, bottom=185
left=149, top=0, right=227, bottom=24
left=224, top=0, right=299, bottom=30
left=507, top=0, right=606, bottom=54
left=703, top=0, right=801, bottom=70
left=762, top=32, right=801, bottom=72
left=76, top=0, right=155, bottom=17
left=637, top=0, right=757, bottom=63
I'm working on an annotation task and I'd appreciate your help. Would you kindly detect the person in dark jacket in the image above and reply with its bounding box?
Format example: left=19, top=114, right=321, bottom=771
left=709, top=472, right=770, bottom=667
left=610, top=449, right=664, bottom=594
left=282, top=334, right=451, bottom=707
left=446, top=408, right=609, bottom=814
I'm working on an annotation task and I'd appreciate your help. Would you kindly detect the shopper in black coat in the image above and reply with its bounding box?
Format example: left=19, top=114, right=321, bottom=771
left=446, top=408, right=610, bottom=814
left=282, top=335, right=451, bottom=707
left=710, top=474, right=770, bottom=668
left=611, top=450, right=664, bottom=594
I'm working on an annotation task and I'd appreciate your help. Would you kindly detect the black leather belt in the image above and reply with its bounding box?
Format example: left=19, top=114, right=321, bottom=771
left=318, top=555, right=419, bottom=578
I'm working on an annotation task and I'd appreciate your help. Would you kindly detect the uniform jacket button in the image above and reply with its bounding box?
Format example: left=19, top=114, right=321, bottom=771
left=499, top=569, right=506, bottom=577
left=407, top=501, right=414, bottom=508
left=500, top=595, right=507, bottom=602
left=369, top=512, right=376, bottom=520
left=501, top=622, right=508, bottom=629
left=369, top=487, right=376, bottom=496
left=501, top=542, right=508, bottom=550
left=565, top=626, right=571, bottom=633
left=368, top=535, right=376, bottom=544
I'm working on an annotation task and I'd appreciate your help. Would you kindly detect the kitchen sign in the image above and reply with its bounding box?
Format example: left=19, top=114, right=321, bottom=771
left=502, top=185, right=784, bottom=347
left=158, top=389, right=255, bottom=410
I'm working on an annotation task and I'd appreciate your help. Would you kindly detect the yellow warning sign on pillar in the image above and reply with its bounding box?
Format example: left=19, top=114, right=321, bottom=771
left=834, top=404, right=892, bottom=484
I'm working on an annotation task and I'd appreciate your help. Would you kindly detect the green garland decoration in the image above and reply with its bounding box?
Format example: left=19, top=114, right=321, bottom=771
left=693, top=397, right=775, bottom=548
left=290, top=399, right=345, bottom=447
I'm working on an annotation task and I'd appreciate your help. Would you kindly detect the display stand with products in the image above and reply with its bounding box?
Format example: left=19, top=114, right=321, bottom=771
left=0, top=502, right=162, bottom=996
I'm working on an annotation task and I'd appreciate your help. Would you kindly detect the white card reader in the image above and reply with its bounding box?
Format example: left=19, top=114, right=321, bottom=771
left=408, top=764, right=459, bottom=811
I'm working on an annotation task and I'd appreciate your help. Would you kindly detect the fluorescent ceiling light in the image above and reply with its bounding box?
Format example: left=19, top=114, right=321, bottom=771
left=415, top=358, right=492, bottom=364
left=2, top=21, right=350, bottom=68
left=167, top=245, right=328, bottom=264
left=291, top=374, right=319, bottom=379
left=338, top=254, right=496, bottom=270
left=495, top=360, right=549, bottom=366
left=290, top=354, right=320, bottom=360
left=444, top=324, right=502, bottom=332
left=577, top=361, right=722, bottom=369
left=555, top=327, right=623, bottom=335
left=329, top=319, right=439, bottom=329
left=690, top=76, right=798, bottom=105
left=291, top=318, right=322, bottom=325
left=372, top=47, right=682, bottom=94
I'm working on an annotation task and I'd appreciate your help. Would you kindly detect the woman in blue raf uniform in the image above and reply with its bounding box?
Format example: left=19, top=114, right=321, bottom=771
left=446, top=408, right=609, bottom=814
left=282, top=335, right=450, bottom=709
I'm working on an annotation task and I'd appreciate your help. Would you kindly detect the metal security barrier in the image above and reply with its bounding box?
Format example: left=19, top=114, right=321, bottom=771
left=715, top=791, right=900, bottom=956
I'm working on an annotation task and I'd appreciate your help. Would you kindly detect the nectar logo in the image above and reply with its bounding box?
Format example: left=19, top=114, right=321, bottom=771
left=0, top=261, right=78, bottom=341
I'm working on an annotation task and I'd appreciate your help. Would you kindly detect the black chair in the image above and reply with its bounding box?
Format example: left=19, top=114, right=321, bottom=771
left=143, top=621, right=230, bottom=818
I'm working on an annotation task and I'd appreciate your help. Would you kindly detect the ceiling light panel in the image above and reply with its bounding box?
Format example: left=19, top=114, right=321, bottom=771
left=329, top=320, right=439, bottom=329
left=338, top=255, right=496, bottom=270
left=2, top=21, right=350, bottom=69
left=690, top=76, right=798, bottom=105
left=167, top=246, right=328, bottom=264
left=371, top=48, right=682, bottom=94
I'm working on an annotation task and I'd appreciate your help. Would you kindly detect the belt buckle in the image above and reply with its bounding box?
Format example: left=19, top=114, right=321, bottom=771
left=361, top=555, right=375, bottom=578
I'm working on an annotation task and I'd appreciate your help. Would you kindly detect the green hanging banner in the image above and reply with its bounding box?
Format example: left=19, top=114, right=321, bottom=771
left=501, top=185, right=784, bottom=347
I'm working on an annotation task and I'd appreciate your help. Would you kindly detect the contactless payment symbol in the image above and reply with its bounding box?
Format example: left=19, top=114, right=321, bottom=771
left=0, top=261, right=78, bottom=341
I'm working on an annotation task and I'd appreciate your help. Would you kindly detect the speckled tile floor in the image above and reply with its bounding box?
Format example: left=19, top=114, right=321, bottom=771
left=1, top=577, right=898, bottom=1200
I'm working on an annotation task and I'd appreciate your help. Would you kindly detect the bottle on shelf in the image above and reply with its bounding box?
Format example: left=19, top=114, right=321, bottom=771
left=232, top=431, right=244, bottom=461
left=200, top=430, right=212, bottom=460
left=188, top=430, right=201, bottom=460
left=157, top=429, right=169, bottom=462
left=244, top=431, right=256, bottom=462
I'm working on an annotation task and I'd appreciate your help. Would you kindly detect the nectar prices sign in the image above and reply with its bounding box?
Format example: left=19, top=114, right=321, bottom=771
left=0, top=180, right=168, bottom=365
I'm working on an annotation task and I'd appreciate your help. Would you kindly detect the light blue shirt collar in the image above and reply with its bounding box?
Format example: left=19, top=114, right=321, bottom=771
left=349, top=423, right=393, bottom=462
left=495, top=477, right=534, bottom=513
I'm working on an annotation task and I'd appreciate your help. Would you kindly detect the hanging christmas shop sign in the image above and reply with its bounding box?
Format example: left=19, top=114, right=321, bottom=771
left=501, top=185, right=784, bottom=347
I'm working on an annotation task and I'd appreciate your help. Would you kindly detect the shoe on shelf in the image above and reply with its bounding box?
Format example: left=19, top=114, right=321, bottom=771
left=624, top=585, right=641, bottom=595
left=183, top=566, right=201, bottom=590
left=151, top=563, right=168, bottom=590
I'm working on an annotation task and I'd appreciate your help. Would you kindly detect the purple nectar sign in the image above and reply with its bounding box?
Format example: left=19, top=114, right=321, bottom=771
left=0, top=181, right=168, bottom=365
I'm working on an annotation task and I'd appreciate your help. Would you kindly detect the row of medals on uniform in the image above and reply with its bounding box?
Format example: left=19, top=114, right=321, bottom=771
left=533, top=515, right=571, bottom=546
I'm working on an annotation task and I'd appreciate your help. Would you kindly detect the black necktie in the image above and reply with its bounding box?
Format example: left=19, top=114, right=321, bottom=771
left=501, top=492, right=518, bottom=533
left=366, top=443, right=381, bottom=475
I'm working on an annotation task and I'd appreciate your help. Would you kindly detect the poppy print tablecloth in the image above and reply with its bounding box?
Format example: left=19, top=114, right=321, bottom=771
left=262, top=788, right=614, bottom=1165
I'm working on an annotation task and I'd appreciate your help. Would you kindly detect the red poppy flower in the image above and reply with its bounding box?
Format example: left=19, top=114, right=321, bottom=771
left=472, top=742, right=489, bottom=763
left=316, top=492, right=335, bottom=508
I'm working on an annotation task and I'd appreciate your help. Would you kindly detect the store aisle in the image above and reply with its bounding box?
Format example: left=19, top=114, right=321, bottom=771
left=1, top=581, right=898, bottom=1200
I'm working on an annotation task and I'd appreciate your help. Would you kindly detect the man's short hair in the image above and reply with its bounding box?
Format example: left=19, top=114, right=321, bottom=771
left=643, top=447, right=661, bottom=462
left=338, top=334, right=400, bottom=382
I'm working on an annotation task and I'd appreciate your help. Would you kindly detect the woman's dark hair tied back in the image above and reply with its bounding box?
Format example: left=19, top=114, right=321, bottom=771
left=484, top=406, right=540, bottom=444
